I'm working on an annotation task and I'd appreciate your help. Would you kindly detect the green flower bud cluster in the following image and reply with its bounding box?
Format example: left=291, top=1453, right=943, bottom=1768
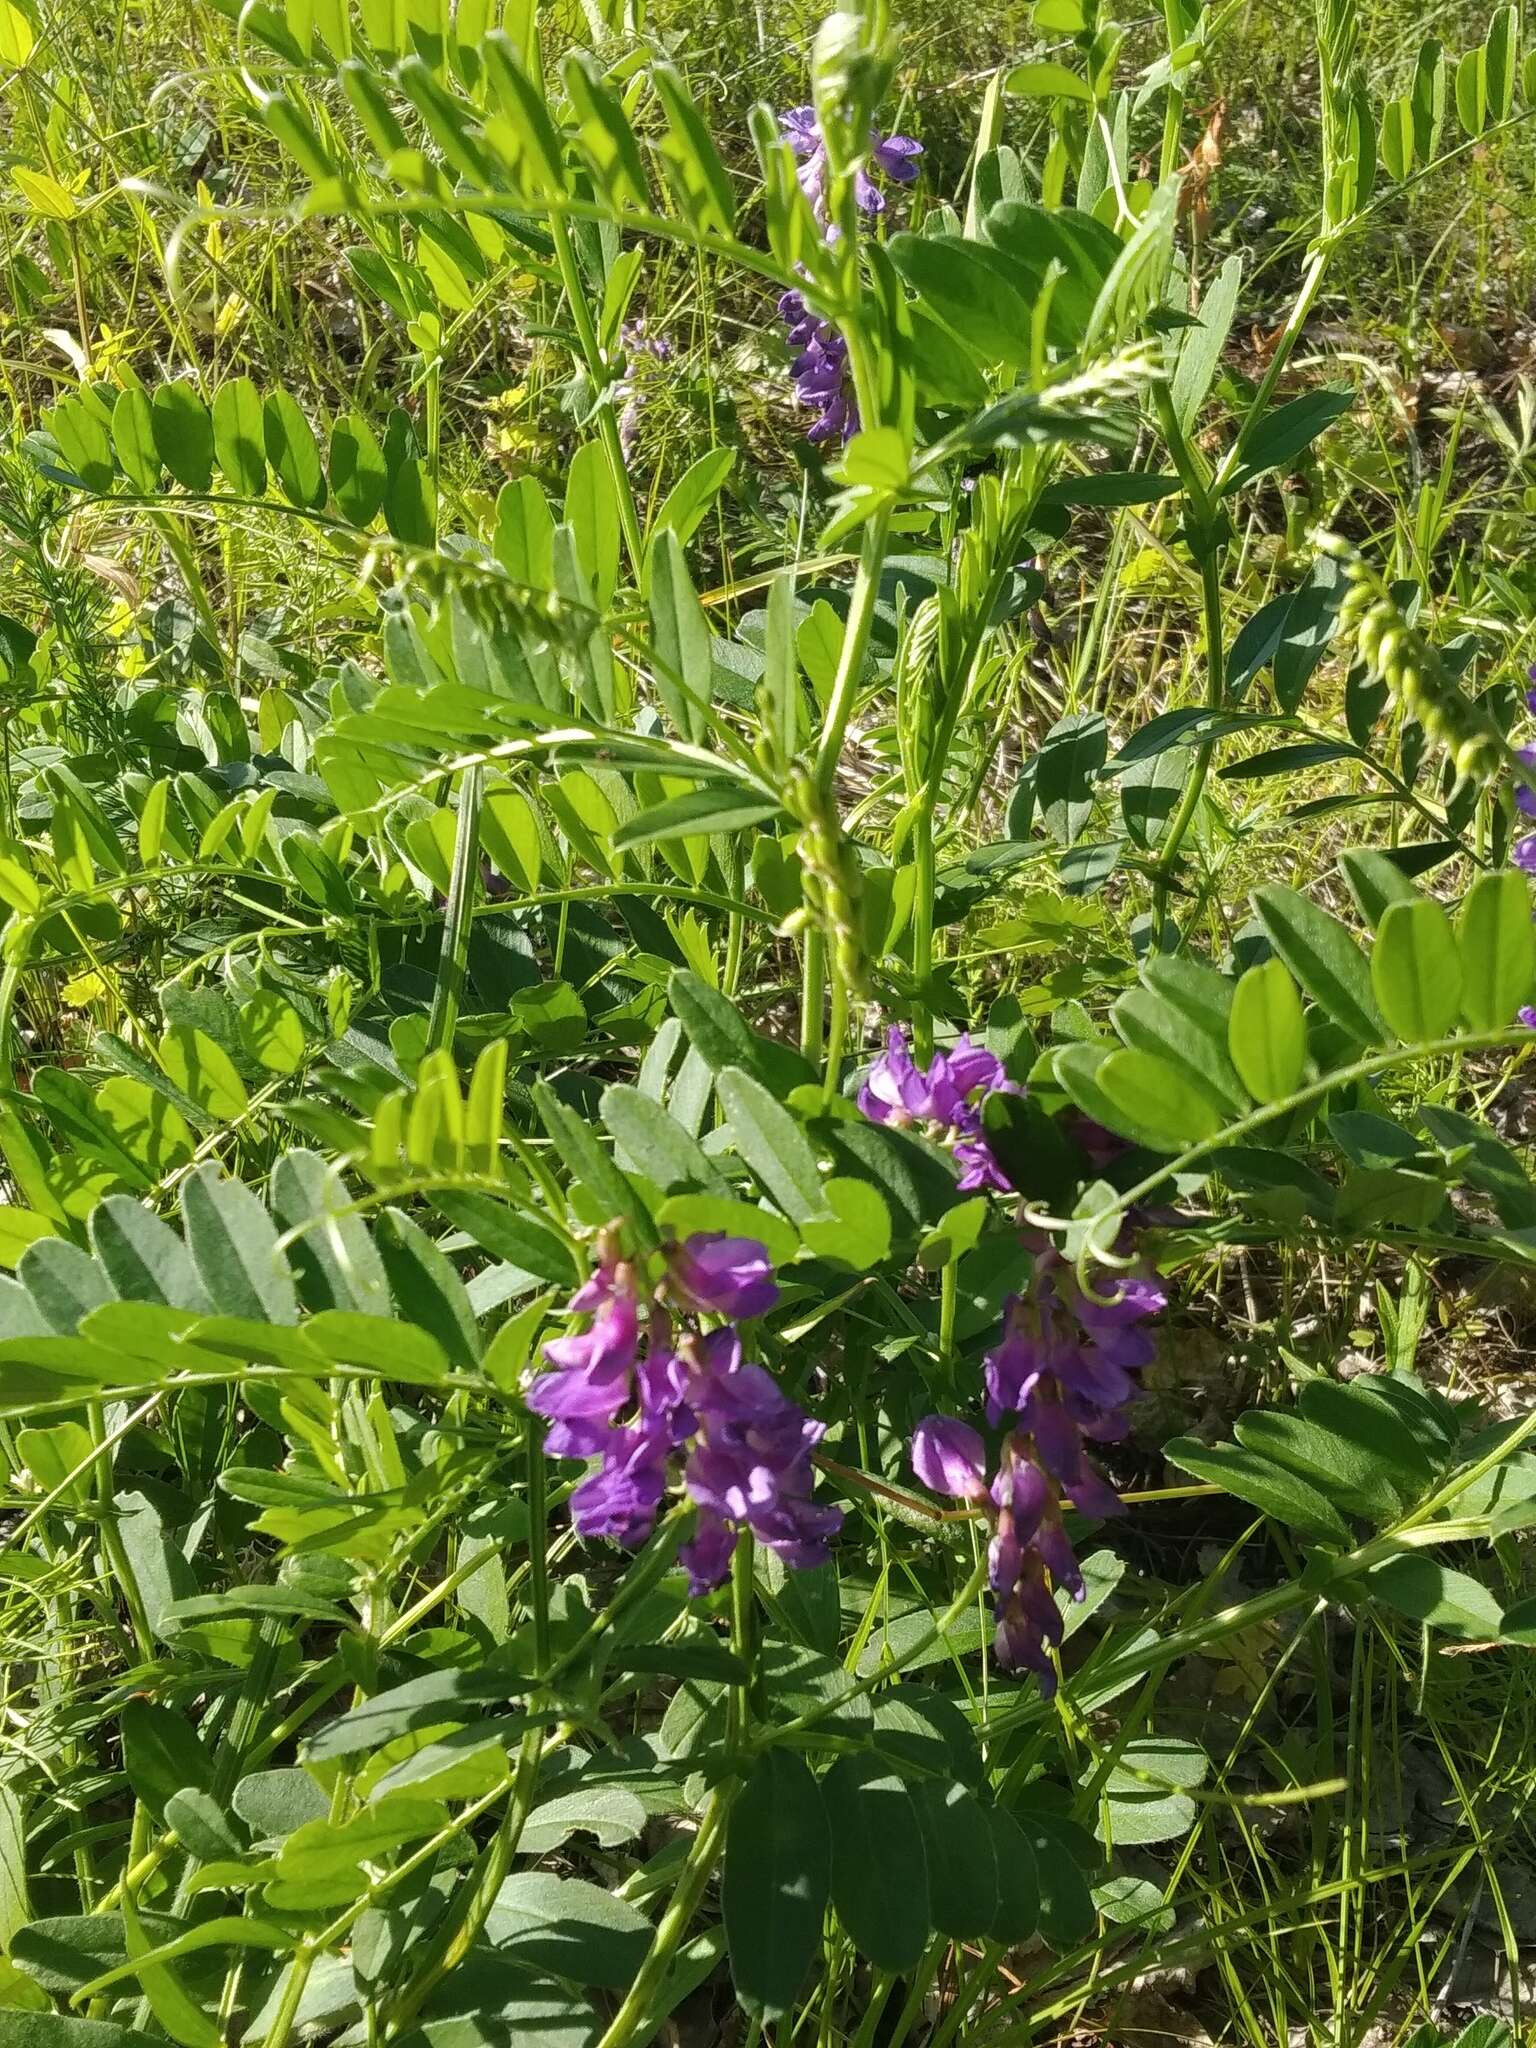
left=779, top=766, right=870, bottom=1001
left=1323, top=537, right=1505, bottom=787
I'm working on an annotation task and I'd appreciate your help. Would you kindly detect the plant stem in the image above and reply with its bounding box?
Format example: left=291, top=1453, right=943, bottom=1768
left=426, top=761, right=482, bottom=1056
left=549, top=217, right=645, bottom=581
left=592, top=1785, right=736, bottom=2048
left=814, top=510, right=891, bottom=794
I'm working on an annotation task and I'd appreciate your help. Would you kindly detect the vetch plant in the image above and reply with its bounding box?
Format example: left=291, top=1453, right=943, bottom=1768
left=2, top=0, right=1536, bottom=2044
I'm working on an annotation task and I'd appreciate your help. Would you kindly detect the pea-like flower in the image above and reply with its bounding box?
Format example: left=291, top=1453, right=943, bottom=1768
left=527, top=1234, right=841, bottom=1594
left=910, top=1244, right=1165, bottom=1691
left=772, top=105, right=922, bottom=446
left=778, top=105, right=923, bottom=224
left=858, top=1024, right=1018, bottom=1192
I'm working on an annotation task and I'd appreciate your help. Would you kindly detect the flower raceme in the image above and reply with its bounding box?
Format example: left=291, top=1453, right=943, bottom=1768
left=525, top=1232, right=841, bottom=1594
left=774, top=105, right=922, bottom=445
left=858, top=1024, right=1019, bottom=1192
left=911, top=1246, right=1166, bottom=1691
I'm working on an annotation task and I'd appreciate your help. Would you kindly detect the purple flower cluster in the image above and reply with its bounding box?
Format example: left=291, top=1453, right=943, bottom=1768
left=615, top=320, right=673, bottom=462
left=772, top=106, right=921, bottom=446
left=858, top=1024, right=1019, bottom=1193
left=911, top=1245, right=1165, bottom=1691
left=778, top=105, right=923, bottom=227
left=525, top=1232, right=841, bottom=1594
left=778, top=289, right=858, bottom=446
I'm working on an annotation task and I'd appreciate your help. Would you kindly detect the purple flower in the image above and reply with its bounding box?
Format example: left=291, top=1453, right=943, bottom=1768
left=911, top=1414, right=990, bottom=1502
left=683, top=1339, right=842, bottom=1582
left=668, top=1235, right=779, bottom=1320
left=779, top=105, right=923, bottom=224
left=526, top=1288, right=639, bottom=1456
left=1521, top=1006, right=1536, bottom=1029
left=614, top=320, right=673, bottom=461
left=772, top=104, right=921, bottom=446
left=1514, top=834, right=1536, bottom=874
left=569, top=1421, right=671, bottom=1545
left=777, top=289, right=860, bottom=445
left=528, top=1236, right=838, bottom=1590
left=859, top=1026, right=1018, bottom=1192
left=1517, top=746, right=1536, bottom=818
left=910, top=1241, right=1164, bottom=1689
left=679, top=1507, right=738, bottom=1597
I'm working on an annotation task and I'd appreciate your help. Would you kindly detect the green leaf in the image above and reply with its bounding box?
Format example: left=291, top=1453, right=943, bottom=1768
left=46, top=399, right=114, bottom=493
left=985, top=1804, right=1039, bottom=1942
left=887, top=233, right=1035, bottom=367
left=563, top=439, right=620, bottom=613
left=1370, top=1555, right=1503, bottom=1639
left=329, top=410, right=387, bottom=527
left=263, top=389, right=326, bottom=510
left=1457, top=869, right=1535, bottom=1034
left=650, top=447, right=735, bottom=555
left=822, top=1756, right=929, bottom=1970
left=716, top=1067, right=824, bottom=1224
left=151, top=383, right=214, bottom=492
left=181, top=1164, right=299, bottom=1324
left=431, top=1192, right=576, bottom=1287
left=1035, top=711, right=1106, bottom=846
left=211, top=377, right=266, bottom=495
left=647, top=529, right=713, bottom=743
left=305, top=1655, right=529, bottom=1761
left=532, top=1081, right=654, bottom=1248
left=1412, top=36, right=1447, bottom=160
left=1170, top=251, right=1242, bottom=430
left=88, top=1195, right=207, bottom=1309
left=667, top=970, right=813, bottom=1097
left=1162, top=1435, right=1352, bottom=1544
left=724, top=1749, right=829, bottom=2021
left=913, top=1780, right=997, bottom=1938
left=160, top=1026, right=249, bottom=1121
left=113, top=384, right=161, bottom=490
left=600, top=1084, right=727, bottom=1195
left=1252, top=884, right=1384, bottom=1045
left=238, top=991, right=307, bottom=1075
left=1227, top=957, right=1307, bottom=1102
left=652, top=61, right=737, bottom=235
left=488, top=1872, right=652, bottom=1989
left=1089, top=1737, right=1207, bottom=1847
left=376, top=1208, right=480, bottom=1368
left=271, top=1152, right=392, bottom=1315
left=1372, top=897, right=1462, bottom=1043
left=120, top=1700, right=215, bottom=1821
left=799, top=1177, right=891, bottom=1269
left=1223, top=388, right=1354, bottom=494
left=1455, top=44, right=1487, bottom=137
left=1093, top=1048, right=1224, bottom=1152
left=0, top=2018, right=159, bottom=2048
left=1486, top=5, right=1518, bottom=120
left=1379, top=95, right=1415, bottom=180
left=1233, top=1408, right=1402, bottom=1526
left=384, top=455, right=436, bottom=547
left=1004, top=57, right=1094, bottom=99
left=612, top=785, right=777, bottom=849
left=657, top=1195, right=798, bottom=1269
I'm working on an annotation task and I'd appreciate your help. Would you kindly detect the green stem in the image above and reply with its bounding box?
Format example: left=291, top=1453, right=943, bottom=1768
left=814, top=511, right=892, bottom=794
left=549, top=216, right=645, bottom=581
left=801, top=928, right=826, bottom=1065
left=592, top=1785, right=737, bottom=2048
left=1157, top=0, right=1186, bottom=183
left=729, top=1529, right=756, bottom=1743
left=426, top=762, right=482, bottom=1057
